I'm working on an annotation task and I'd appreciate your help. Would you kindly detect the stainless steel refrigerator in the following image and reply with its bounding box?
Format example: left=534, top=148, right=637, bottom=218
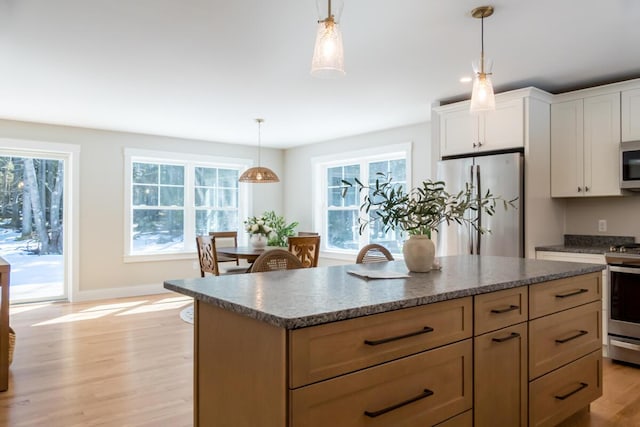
left=436, top=151, right=523, bottom=257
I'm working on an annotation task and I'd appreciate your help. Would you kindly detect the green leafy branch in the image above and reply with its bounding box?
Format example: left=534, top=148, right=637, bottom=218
left=341, top=173, right=517, bottom=239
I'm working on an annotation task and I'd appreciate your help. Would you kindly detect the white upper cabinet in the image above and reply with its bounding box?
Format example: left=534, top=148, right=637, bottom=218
left=551, top=92, right=621, bottom=197
left=439, top=98, right=524, bottom=157
left=622, top=88, right=640, bottom=141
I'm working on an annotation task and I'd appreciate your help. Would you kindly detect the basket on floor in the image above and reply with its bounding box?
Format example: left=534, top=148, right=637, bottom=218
left=8, top=327, right=15, bottom=365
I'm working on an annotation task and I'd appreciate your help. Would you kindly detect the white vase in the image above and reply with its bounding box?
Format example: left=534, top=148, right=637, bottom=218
left=250, top=234, right=267, bottom=249
left=402, top=235, right=435, bottom=273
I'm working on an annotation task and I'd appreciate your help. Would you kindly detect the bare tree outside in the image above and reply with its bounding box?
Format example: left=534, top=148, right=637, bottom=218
left=0, top=155, right=65, bottom=302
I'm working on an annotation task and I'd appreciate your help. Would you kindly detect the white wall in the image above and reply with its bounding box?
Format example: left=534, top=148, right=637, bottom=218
left=563, top=196, right=640, bottom=241
left=0, top=119, right=284, bottom=300
left=283, top=121, right=432, bottom=251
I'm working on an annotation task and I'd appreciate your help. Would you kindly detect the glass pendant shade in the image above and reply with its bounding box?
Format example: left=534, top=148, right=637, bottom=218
left=238, top=118, right=280, bottom=184
left=311, top=0, right=345, bottom=78
left=470, top=58, right=495, bottom=112
left=470, top=74, right=496, bottom=112
left=311, top=20, right=345, bottom=78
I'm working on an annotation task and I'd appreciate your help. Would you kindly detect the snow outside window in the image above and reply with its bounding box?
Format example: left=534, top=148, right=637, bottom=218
left=124, top=149, right=250, bottom=261
left=313, top=143, right=411, bottom=258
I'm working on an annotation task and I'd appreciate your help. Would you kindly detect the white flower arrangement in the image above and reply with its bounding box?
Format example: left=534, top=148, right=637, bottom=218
left=244, top=216, right=274, bottom=237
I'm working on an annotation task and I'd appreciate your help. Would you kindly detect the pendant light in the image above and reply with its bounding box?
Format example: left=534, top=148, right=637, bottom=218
left=238, top=119, right=280, bottom=183
left=470, top=6, right=496, bottom=113
left=311, top=0, right=345, bottom=78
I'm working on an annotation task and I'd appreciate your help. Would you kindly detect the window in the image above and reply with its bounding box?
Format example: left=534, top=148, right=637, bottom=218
left=313, top=143, right=411, bottom=257
left=125, top=149, right=250, bottom=260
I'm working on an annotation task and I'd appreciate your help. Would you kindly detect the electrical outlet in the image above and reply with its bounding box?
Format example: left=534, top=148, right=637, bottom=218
left=192, top=261, right=199, bottom=270
left=598, top=219, right=607, bottom=232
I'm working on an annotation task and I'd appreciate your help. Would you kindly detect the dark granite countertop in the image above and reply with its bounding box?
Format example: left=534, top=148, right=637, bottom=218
left=164, top=255, right=604, bottom=330
left=535, top=234, right=635, bottom=255
left=534, top=245, right=612, bottom=254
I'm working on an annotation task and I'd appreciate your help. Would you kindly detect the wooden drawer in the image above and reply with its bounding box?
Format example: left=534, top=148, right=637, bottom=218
left=474, top=287, right=528, bottom=335
left=529, top=349, right=602, bottom=427
left=529, top=301, right=601, bottom=379
left=290, top=340, right=472, bottom=427
left=434, top=409, right=472, bottom=427
left=529, top=272, right=601, bottom=319
left=289, top=297, right=472, bottom=388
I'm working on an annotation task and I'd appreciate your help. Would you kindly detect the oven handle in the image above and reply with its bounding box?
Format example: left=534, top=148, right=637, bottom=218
left=609, top=265, right=640, bottom=274
left=610, top=338, right=640, bottom=352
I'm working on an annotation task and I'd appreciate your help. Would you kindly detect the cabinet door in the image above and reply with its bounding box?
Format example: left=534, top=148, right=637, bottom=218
left=622, top=88, right=640, bottom=142
left=583, top=92, right=621, bottom=196
left=474, top=323, right=528, bottom=427
left=440, top=109, right=478, bottom=157
left=480, top=98, right=524, bottom=152
left=551, top=100, right=584, bottom=197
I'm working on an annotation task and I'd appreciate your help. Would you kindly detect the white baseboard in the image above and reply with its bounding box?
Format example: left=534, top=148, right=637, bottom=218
left=73, top=283, right=174, bottom=302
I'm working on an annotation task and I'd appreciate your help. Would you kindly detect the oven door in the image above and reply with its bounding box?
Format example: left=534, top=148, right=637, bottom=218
left=608, top=265, right=640, bottom=337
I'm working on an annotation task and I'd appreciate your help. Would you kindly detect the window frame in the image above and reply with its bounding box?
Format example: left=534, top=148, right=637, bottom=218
left=124, top=148, right=252, bottom=262
left=312, top=143, right=412, bottom=260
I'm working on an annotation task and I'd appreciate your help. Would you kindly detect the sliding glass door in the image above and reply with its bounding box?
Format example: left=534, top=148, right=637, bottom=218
left=0, top=153, right=67, bottom=303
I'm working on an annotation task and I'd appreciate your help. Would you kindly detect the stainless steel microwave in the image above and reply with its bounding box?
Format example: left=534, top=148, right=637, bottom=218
left=621, top=141, right=640, bottom=190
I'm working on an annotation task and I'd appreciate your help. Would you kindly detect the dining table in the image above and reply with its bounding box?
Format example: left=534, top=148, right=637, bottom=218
left=216, top=246, right=281, bottom=264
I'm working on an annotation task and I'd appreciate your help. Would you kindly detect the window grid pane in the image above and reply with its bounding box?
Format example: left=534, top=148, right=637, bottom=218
left=130, top=160, right=242, bottom=255
left=324, top=156, right=407, bottom=255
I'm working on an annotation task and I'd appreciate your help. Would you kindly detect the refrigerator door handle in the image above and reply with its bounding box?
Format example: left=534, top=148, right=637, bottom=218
left=476, top=164, right=482, bottom=255
left=469, top=164, right=475, bottom=255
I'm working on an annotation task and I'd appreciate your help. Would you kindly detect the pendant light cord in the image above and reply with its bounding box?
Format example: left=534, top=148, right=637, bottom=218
left=480, top=15, right=485, bottom=74
left=257, top=119, right=262, bottom=167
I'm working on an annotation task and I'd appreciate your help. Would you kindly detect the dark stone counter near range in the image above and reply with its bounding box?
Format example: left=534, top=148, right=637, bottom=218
left=164, top=255, right=604, bottom=330
left=535, top=234, right=635, bottom=254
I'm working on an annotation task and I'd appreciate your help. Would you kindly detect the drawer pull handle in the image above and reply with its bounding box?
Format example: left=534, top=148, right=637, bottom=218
left=364, top=388, right=434, bottom=418
left=491, top=305, right=519, bottom=314
left=492, top=332, right=520, bottom=343
left=555, top=330, right=588, bottom=344
left=555, top=288, right=588, bottom=299
left=555, top=382, right=588, bottom=400
left=364, top=326, right=434, bottom=346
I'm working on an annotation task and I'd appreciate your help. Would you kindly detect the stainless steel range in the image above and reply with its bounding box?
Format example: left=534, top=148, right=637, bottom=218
left=606, top=244, right=640, bottom=365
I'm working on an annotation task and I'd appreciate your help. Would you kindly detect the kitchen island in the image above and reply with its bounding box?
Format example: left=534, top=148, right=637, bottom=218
left=165, top=255, right=605, bottom=427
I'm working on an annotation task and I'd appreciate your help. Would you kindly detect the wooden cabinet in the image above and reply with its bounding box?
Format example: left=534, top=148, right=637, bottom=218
left=290, top=340, right=472, bottom=427
left=474, top=288, right=528, bottom=427
left=474, top=323, right=528, bottom=427
left=529, top=301, right=601, bottom=379
left=527, top=272, right=603, bottom=426
left=192, top=272, right=602, bottom=427
left=289, top=298, right=473, bottom=426
left=622, top=88, right=640, bottom=141
left=535, top=251, right=608, bottom=344
left=438, top=98, right=524, bottom=157
left=529, top=350, right=602, bottom=427
left=289, top=297, right=472, bottom=388
left=551, top=92, right=621, bottom=197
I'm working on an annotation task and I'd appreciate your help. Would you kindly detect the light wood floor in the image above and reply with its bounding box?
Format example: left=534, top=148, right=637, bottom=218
left=1, top=293, right=194, bottom=427
left=2, top=294, right=640, bottom=426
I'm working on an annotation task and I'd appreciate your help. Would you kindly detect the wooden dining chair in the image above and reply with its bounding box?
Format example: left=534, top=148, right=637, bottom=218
left=209, top=231, right=247, bottom=273
left=287, top=235, right=320, bottom=268
left=356, top=244, right=395, bottom=264
left=249, top=249, right=304, bottom=273
left=297, top=231, right=319, bottom=236
left=209, top=231, right=239, bottom=265
left=196, top=235, right=245, bottom=277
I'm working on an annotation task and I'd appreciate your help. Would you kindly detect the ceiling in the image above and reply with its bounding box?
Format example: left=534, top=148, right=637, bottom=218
left=0, top=0, right=638, bottom=149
